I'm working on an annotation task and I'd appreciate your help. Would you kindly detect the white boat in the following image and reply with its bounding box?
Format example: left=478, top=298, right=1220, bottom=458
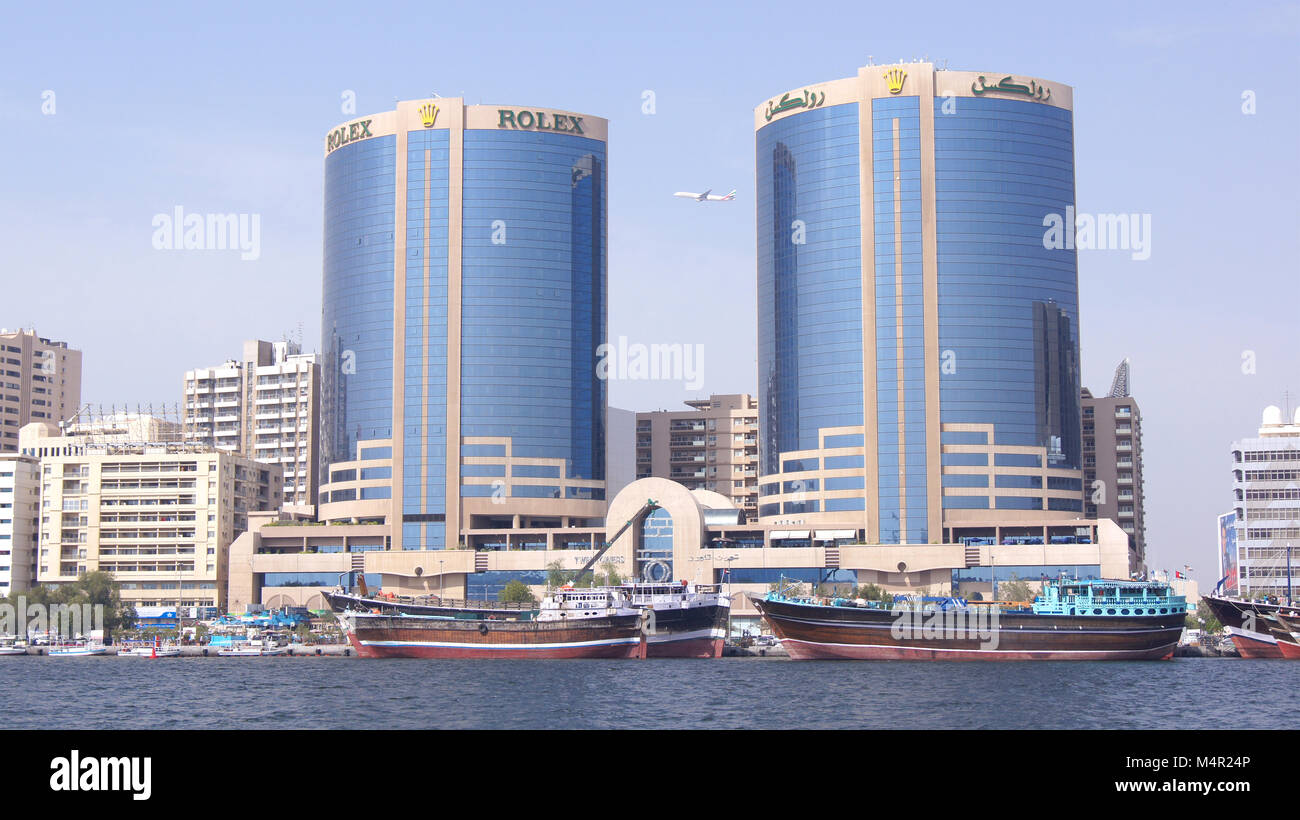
left=49, top=640, right=108, bottom=657
left=0, top=636, right=28, bottom=656
left=217, top=642, right=288, bottom=657
left=216, top=631, right=289, bottom=656
left=120, top=637, right=182, bottom=658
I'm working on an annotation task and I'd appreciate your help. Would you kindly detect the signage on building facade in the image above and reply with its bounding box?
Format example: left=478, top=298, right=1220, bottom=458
left=763, top=89, right=826, bottom=122
left=497, top=109, right=585, bottom=134
left=884, top=67, right=907, bottom=94
left=326, top=119, right=374, bottom=154
left=420, top=103, right=439, bottom=128
left=970, top=75, right=1052, bottom=102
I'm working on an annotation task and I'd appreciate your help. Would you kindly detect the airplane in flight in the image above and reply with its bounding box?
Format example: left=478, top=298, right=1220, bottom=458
left=673, top=188, right=737, bottom=202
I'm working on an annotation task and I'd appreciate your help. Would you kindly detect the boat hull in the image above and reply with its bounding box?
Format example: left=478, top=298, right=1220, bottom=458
left=331, top=589, right=730, bottom=658
left=1203, top=595, right=1293, bottom=658
left=753, top=597, right=1183, bottom=661
left=1225, top=626, right=1282, bottom=658
left=341, top=612, right=647, bottom=659
left=642, top=604, right=730, bottom=658
left=324, top=589, right=535, bottom=619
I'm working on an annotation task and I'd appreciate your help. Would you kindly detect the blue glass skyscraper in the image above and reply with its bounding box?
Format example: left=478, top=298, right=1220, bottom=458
left=756, top=64, right=1083, bottom=544
left=321, top=100, right=608, bottom=551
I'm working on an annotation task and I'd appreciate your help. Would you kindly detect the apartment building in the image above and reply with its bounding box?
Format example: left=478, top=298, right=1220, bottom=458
left=1081, top=359, right=1146, bottom=573
left=1230, top=405, right=1300, bottom=600
left=0, top=328, right=82, bottom=453
left=183, top=340, right=319, bottom=510
left=0, top=454, right=40, bottom=594
left=20, top=420, right=281, bottom=611
left=635, top=394, right=759, bottom=516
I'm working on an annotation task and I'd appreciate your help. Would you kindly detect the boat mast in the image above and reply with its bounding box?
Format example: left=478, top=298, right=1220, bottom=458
left=1288, top=543, right=1293, bottom=606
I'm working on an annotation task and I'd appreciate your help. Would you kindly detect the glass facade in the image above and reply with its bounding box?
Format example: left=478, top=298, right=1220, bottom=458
left=402, top=128, right=450, bottom=549
left=461, top=130, right=607, bottom=481
left=755, top=79, right=1081, bottom=540
left=321, top=107, right=608, bottom=552
left=934, top=97, right=1081, bottom=472
left=321, top=136, right=396, bottom=471
left=756, top=104, right=864, bottom=477
left=637, top=507, right=674, bottom=582
left=872, top=96, right=929, bottom=543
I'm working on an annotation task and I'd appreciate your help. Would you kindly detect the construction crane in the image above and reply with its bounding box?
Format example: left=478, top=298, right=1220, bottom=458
left=571, top=499, right=659, bottom=585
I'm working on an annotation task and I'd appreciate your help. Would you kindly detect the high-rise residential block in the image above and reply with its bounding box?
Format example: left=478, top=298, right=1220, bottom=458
left=1230, top=405, right=1300, bottom=600
left=635, top=394, right=759, bottom=516
left=0, top=454, right=40, bottom=594
left=1082, top=359, right=1147, bottom=573
left=183, top=340, right=319, bottom=510
left=20, top=419, right=282, bottom=611
left=0, top=328, right=82, bottom=453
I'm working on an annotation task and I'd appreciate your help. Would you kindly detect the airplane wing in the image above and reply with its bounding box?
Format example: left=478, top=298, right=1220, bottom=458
left=698, top=189, right=711, bottom=201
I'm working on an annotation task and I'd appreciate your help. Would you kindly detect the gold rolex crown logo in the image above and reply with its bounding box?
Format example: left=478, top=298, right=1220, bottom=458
left=884, top=67, right=907, bottom=94
left=419, top=102, right=439, bottom=128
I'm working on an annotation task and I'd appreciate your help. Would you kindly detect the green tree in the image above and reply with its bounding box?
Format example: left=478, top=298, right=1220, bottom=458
left=597, top=561, right=623, bottom=587
left=997, top=574, right=1036, bottom=603
left=498, top=579, right=538, bottom=605
left=3, top=571, right=135, bottom=638
left=1188, top=599, right=1222, bottom=633
left=546, top=561, right=573, bottom=590
left=851, top=583, right=894, bottom=604
left=74, top=571, right=136, bottom=635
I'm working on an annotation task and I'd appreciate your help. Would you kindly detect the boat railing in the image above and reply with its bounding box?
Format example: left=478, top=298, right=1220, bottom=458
left=353, top=594, right=535, bottom=611
left=1075, top=595, right=1184, bottom=606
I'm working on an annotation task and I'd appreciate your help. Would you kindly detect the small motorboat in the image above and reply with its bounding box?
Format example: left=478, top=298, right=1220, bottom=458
left=49, top=640, right=108, bottom=657
left=120, top=636, right=182, bottom=658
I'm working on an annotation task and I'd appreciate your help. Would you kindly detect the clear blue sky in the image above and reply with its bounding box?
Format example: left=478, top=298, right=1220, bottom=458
left=2, top=0, right=1297, bottom=580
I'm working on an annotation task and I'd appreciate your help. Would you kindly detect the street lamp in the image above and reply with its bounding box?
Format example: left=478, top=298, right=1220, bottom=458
left=720, top=554, right=739, bottom=639
left=990, top=550, right=997, bottom=601
left=438, top=559, right=445, bottom=602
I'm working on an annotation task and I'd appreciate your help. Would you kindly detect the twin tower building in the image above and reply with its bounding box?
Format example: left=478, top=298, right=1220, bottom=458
left=317, top=63, right=1105, bottom=583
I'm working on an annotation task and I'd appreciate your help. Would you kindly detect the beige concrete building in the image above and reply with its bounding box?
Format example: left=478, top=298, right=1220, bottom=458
left=1082, top=359, right=1146, bottom=573
left=228, top=475, right=1130, bottom=633
left=0, top=454, right=40, bottom=594
left=184, top=339, right=319, bottom=512
left=1230, top=405, right=1300, bottom=599
left=0, top=328, right=82, bottom=453
left=20, top=420, right=281, bottom=611
left=635, top=394, right=758, bottom=517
